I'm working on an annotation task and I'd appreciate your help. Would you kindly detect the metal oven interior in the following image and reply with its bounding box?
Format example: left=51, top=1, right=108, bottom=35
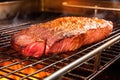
left=0, top=0, right=119, bottom=80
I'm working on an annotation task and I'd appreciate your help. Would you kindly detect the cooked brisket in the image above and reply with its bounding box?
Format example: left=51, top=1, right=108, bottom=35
left=11, top=17, right=113, bottom=58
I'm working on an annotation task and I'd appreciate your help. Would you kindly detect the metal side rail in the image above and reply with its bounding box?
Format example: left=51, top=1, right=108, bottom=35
left=44, top=35, right=120, bottom=80
left=62, top=2, right=120, bottom=11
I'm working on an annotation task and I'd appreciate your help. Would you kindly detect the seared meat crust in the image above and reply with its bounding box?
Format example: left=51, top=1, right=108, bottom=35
left=11, top=17, right=113, bottom=58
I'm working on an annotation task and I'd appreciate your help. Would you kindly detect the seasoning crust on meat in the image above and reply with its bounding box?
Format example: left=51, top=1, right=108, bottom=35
left=11, top=17, right=113, bottom=58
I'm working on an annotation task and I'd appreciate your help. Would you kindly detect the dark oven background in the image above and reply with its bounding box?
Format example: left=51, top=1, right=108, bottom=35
left=0, top=0, right=119, bottom=80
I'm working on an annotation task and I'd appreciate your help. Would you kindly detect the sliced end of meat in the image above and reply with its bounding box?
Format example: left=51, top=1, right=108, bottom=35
left=22, top=42, right=48, bottom=58
left=11, top=34, right=35, bottom=51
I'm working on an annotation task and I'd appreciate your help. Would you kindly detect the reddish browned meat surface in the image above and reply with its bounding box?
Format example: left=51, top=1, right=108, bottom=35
left=11, top=17, right=113, bottom=58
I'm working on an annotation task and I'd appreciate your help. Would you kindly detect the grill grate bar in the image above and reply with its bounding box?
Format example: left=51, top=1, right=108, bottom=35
left=0, top=20, right=43, bottom=34
left=0, top=21, right=33, bottom=31
left=22, top=33, right=119, bottom=80
left=86, top=42, right=120, bottom=79
left=20, top=53, right=88, bottom=79
left=0, top=27, right=29, bottom=35
left=105, top=50, right=119, bottom=55
left=0, top=42, right=10, bottom=46
left=78, top=67, right=94, bottom=72
left=83, top=62, right=94, bottom=68
left=0, top=67, right=40, bottom=79
left=110, top=46, right=120, bottom=51
left=67, top=73, right=86, bottom=80
left=87, top=49, right=120, bottom=79
left=62, top=76, right=74, bottom=80
left=44, top=35, right=120, bottom=80
left=101, top=56, right=113, bottom=61
left=0, top=68, right=26, bottom=79
left=0, top=26, right=28, bottom=33
left=63, top=32, right=119, bottom=60
left=0, top=58, right=11, bottom=63
left=102, top=52, right=116, bottom=58
left=100, top=59, right=109, bottom=64
left=0, top=19, right=119, bottom=80
left=0, top=44, right=11, bottom=48
left=0, top=74, right=14, bottom=80
left=0, top=38, right=10, bottom=43
left=63, top=41, right=120, bottom=80
left=3, top=55, right=57, bottom=77
left=21, top=58, right=79, bottom=79
left=0, top=59, right=26, bottom=70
